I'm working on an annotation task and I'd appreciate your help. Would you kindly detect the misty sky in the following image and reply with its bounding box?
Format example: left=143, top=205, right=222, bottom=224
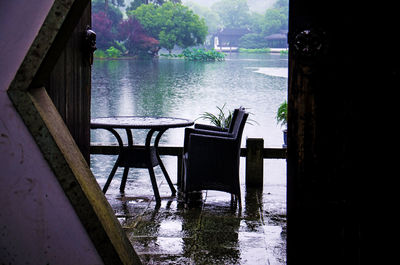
left=182, top=0, right=277, bottom=12
left=122, top=1, right=278, bottom=14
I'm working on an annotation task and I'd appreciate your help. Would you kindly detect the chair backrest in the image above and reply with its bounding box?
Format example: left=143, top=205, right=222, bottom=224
left=227, top=108, right=240, bottom=133
left=230, top=108, right=248, bottom=142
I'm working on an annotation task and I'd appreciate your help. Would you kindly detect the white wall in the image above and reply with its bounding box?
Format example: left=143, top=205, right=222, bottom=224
left=0, top=1, right=103, bottom=264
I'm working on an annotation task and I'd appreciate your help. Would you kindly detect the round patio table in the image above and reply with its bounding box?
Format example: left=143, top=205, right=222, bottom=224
left=91, top=116, right=194, bottom=204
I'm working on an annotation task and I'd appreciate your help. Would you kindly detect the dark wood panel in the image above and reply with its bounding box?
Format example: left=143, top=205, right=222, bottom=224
left=286, top=1, right=399, bottom=264
left=46, top=2, right=91, bottom=163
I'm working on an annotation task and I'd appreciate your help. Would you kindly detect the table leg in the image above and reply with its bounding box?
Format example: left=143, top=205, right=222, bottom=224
left=100, top=128, right=124, bottom=194
left=146, top=129, right=161, bottom=204
left=119, top=167, right=130, bottom=193
left=103, top=160, right=119, bottom=193
left=154, top=129, right=177, bottom=196
left=148, top=164, right=161, bottom=204
left=119, top=129, right=134, bottom=193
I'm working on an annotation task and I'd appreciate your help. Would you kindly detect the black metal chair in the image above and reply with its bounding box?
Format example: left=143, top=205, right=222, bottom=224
left=182, top=108, right=248, bottom=206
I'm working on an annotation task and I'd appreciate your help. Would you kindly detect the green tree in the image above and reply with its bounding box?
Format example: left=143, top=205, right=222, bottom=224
left=185, top=1, right=221, bottom=35
left=262, top=0, right=288, bottom=35
left=107, top=0, right=125, bottom=7
left=211, top=0, right=251, bottom=29
left=249, top=12, right=264, bottom=33
left=127, top=0, right=146, bottom=11
left=274, top=0, right=289, bottom=10
left=128, top=4, right=159, bottom=36
left=159, top=30, right=176, bottom=51
left=263, top=9, right=285, bottom=35
left=129, top=2, right=207, bottom=53
left=127, top=0, right=182, bottom=11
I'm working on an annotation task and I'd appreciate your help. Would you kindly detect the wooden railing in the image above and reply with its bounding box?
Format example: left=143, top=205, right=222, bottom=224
left=90, top=138, right=286, bottom=188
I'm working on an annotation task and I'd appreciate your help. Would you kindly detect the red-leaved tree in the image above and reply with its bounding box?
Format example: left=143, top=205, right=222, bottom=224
left=118, top=18, right=160, bottom=56
left=92, top=11, right=115, bottom=49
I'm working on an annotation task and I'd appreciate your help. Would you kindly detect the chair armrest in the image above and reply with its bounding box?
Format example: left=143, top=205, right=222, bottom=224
left=185, top=128, right=232, bottom=138
left=194, top=123, right=228, bottom=132
left=184, top=128, right=233, bottom=152
left=184, top=127, right=233, bottom=153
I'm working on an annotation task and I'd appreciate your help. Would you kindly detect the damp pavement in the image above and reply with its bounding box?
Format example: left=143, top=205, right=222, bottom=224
left=96, top=164, right=286, bottom=265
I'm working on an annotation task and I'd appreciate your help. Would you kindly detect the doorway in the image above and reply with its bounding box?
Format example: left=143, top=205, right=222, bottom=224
left=89, top=1, right=288, bottom=264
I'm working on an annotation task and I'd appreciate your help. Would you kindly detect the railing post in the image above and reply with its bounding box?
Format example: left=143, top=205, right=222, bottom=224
left=246, top=138, right=264, bottom=188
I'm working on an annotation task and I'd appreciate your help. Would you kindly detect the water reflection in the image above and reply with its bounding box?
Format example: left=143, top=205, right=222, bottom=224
left=243, top=188, right=264, bottom=232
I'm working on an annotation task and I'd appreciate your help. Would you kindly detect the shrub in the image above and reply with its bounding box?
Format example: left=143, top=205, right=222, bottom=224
left=182, top=48, right=225, bottom=61
left=239, top=33, right=266, bottom=49
left=238, top=48, right=271, bottom=53
left=106, top=46, right=122, bottom=58
left=94, top=49, right=107, bottom=58
left=113, top=41, right=127, bottom=55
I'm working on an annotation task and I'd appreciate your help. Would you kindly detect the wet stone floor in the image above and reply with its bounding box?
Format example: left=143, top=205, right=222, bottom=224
left=100, top=170, right=286, bottom=265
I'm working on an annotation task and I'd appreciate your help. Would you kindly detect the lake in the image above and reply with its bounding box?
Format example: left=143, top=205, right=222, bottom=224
left=91, top=53, right=288, bottom=186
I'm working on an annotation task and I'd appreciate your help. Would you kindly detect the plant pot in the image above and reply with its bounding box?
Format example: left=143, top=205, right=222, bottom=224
left=282, top=129, right=287, bottom=148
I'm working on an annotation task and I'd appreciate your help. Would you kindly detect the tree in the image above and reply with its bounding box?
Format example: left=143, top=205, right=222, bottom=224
left=239, top=33, right=265, bottom=49
left=262, top=0, right=288, bottom=36
left=129, top=2, right=208, bottom=53
left=118, top=17, right=160, bottom=56
left=127, top=0, right=146, bottom=11
left=111, top=0, right=125, bottom=6
left=104, top=0, right=125, bottom=9
left=128, top=4, right=158, bottom=36
left=92, top=0, right=124, bottom=50
left=274, top=0, right=289, bottom=9
left=248, top=12, right=264, bottom=33
left=211, top=0, right=251, bottom=29
left=92, top=11, right=115, bottom=49
left=93, top=0, right=123, bottom=27
left=127, top=0, right=182, bottom=11
left=158, top=30, right=176, bottom=51
left=185, top=1, right=221, bottom=35
left=262, top=9, right=285, bottom=36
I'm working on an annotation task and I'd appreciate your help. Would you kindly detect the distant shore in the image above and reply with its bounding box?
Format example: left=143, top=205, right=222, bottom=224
left=94, top=47, right=289, bottom=60
left=214, top=47, right=288, bottom=53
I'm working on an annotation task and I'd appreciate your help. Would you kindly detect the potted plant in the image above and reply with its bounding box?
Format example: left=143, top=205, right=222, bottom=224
left=198, top=104, right=258, bottom=129
left=276, top=100, right=288, bottom=147
left=198, top=104, right=233, bottom=129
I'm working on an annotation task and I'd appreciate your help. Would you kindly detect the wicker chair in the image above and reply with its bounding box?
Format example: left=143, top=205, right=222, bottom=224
left=183, top=108, right=240, bottom=154
left=182, top=108, right=248, bottom=206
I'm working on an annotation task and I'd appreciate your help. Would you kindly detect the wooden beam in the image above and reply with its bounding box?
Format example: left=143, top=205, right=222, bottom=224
left=30, top=0, right=92, bottom=88
left=7, top=1, right=142, bottom=264
left=90, top=143, right=287, bottom=159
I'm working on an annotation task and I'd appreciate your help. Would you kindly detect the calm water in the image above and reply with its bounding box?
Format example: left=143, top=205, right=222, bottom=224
left=91, top=53, right=288, bottom=185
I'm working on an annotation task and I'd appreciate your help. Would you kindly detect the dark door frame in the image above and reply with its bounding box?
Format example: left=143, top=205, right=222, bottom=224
left=287, top=1, right=397, bottom=264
